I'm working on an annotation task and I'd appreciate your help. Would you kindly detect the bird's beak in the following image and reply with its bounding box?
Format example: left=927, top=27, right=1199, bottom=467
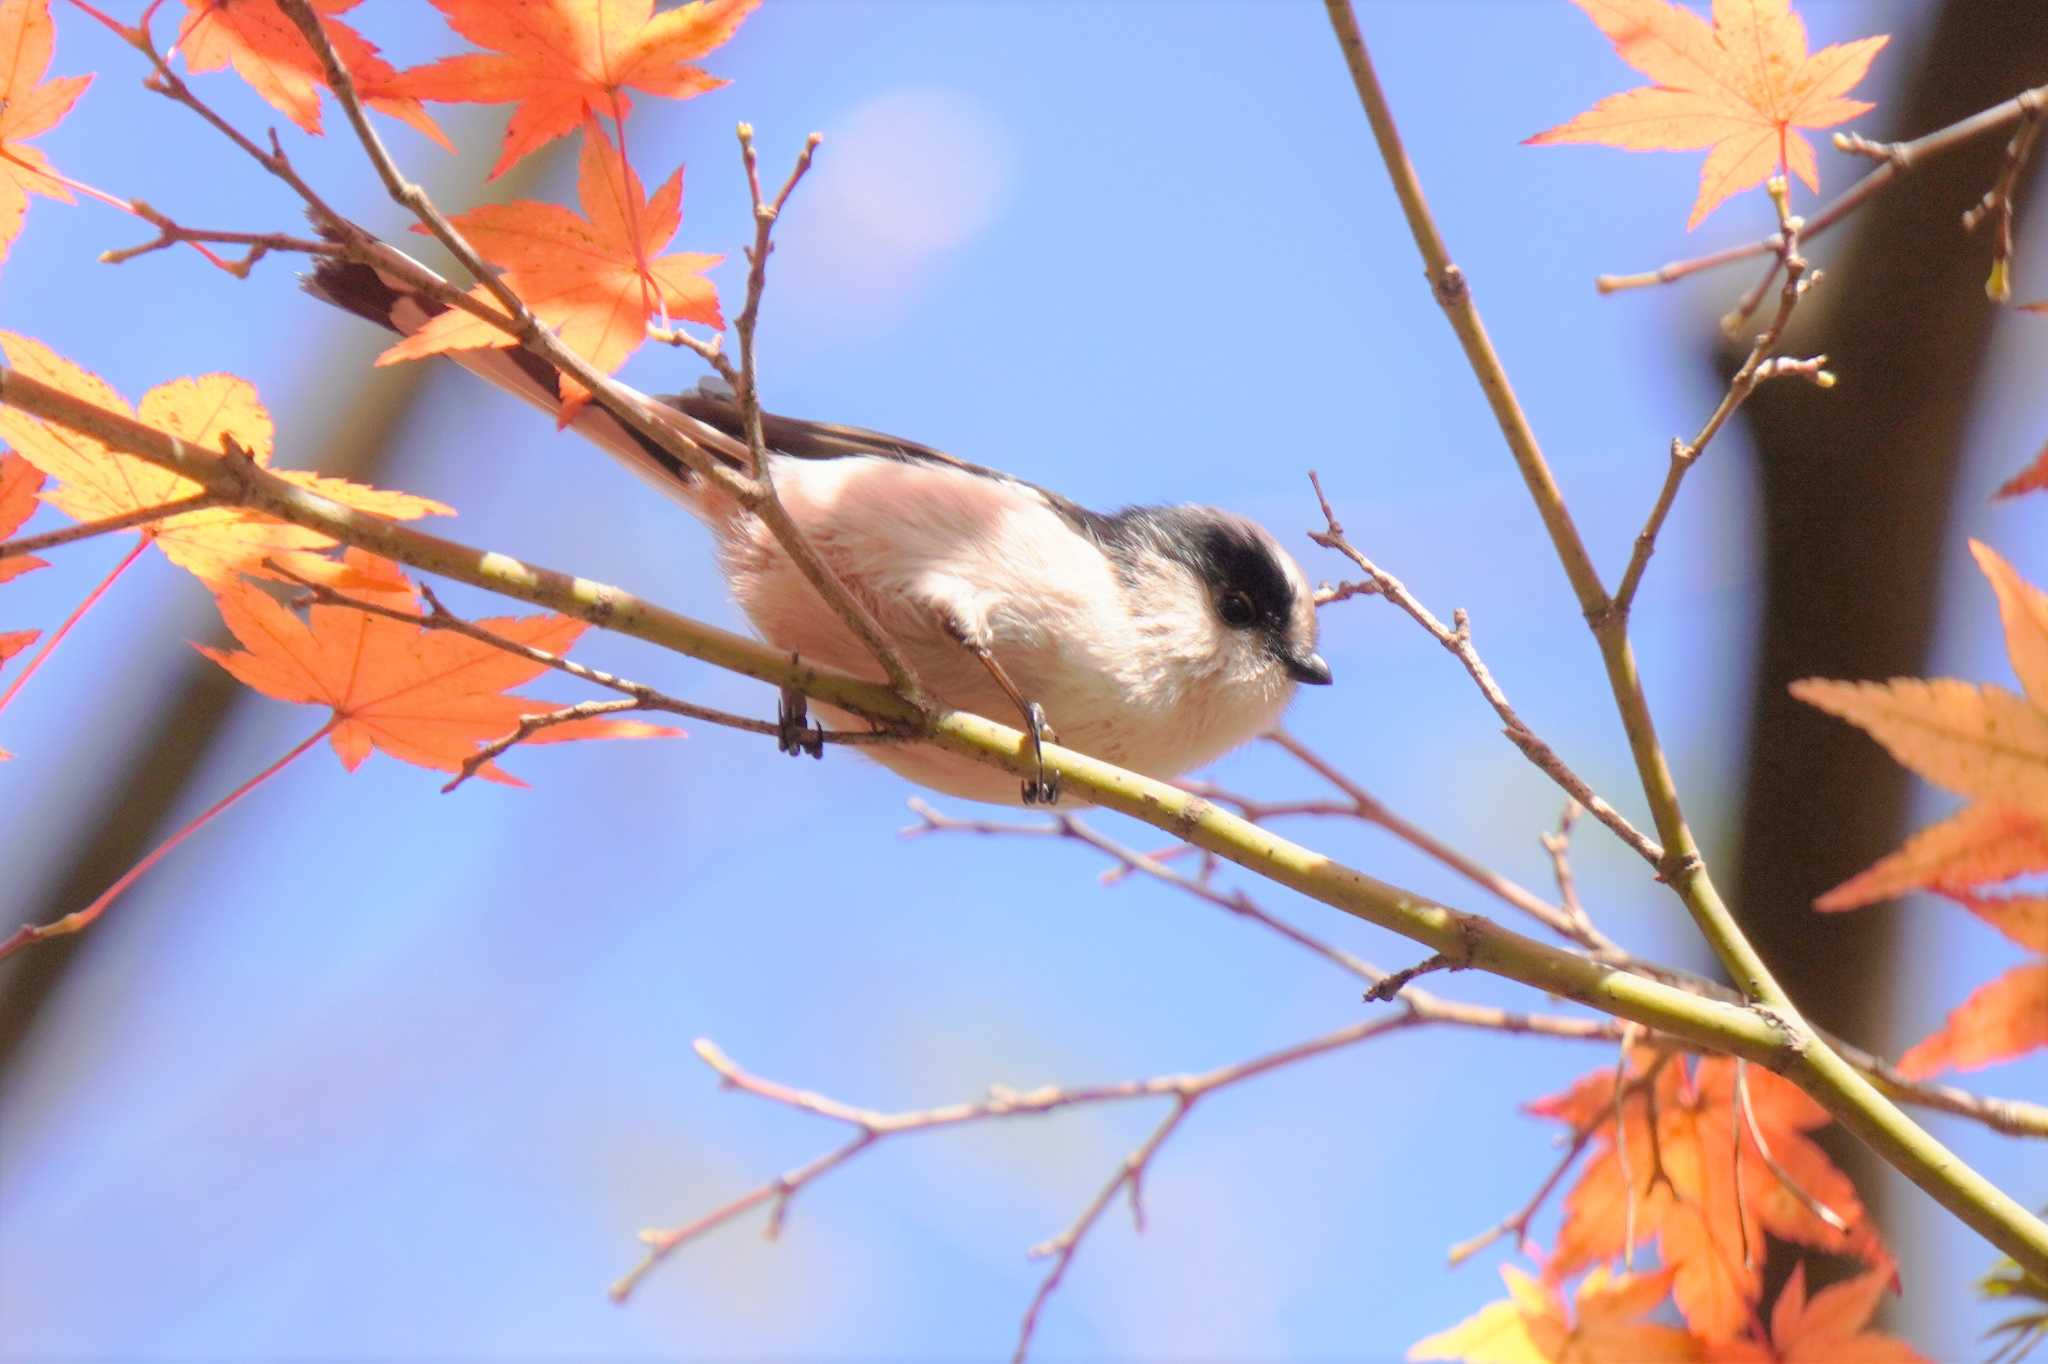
left=1282, top=647, right=1333, bottom=686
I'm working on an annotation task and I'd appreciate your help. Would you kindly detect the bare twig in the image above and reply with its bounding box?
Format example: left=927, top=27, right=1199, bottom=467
left=272, top=566, right=901, bottom=751
left=99, top=199, right=336, bottom=275
left=1324, top=0, right=2048, bottom=1275
left=0, top=491, right=219, bottom=562
left=270, top=0, right=930, bottom=712
left=1363, top=951, right=1453, bottom=1003
left=1539, top=801, right=1599, bottom=944
left=1595, top=83, right=2048, bottom=294
left=1265, top=728, right=1623, bottom=952
left=613, top=1017, right=1428, bottom=1363
left=441, top=697, right=651, bottom=793
left=1964, top=101, right=2043, bottom=301
left=1611, top=178, right=1821, bottom=617
left=1306, top=472, right=1665, bottom=869
left=1734, top=1059, right=1850, bottom=1234
left=1313, top=578, right=1379, bottom=607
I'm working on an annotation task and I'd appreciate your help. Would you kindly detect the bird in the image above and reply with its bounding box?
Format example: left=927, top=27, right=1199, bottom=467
left=305, top=255, right=1332, bottom=807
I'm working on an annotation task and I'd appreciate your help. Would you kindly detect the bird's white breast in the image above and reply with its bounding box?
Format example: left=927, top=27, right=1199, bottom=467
left=714, top=454, right=1295, bottom=804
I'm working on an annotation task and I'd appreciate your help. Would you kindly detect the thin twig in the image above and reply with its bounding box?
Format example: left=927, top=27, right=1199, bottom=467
left=271, top=0, right=929, bottom=713
left=270, top=567, right=902, bottom=752
left=1538, top=800, right=1601, bottom=945
left=1313, top=578, right=1379, bottom=607
left=1306, top=472, right=1665, bottom=869
left=1265, top=728, right=1622, bottom=952
left=1596, top=83, right=2048, bottom=294
left=0, top=491, right=218, bottom=562
left=613, top=1016, right=1427, bottom=1363
left=1735, top=1059, right=1850, bottom=1234
left=1612, top=178, right=1823, bottom=617
left=1963, top=102, right=2043, bottom=301
left=1448, top=1117, right=1598, bottom=1266
left=99, top=200, right=336, bottom=275
left=1363, top=952, right=1453, bottom=1003
left=1323, top=0, right=2048, bottom=1277
left=441, top=697, right=650, bottom=793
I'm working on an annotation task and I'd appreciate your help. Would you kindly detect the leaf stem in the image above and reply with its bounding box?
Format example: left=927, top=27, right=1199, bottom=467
left=0, top=534, right=147, bottom=723
left=0, top=719, right=335, bottom=962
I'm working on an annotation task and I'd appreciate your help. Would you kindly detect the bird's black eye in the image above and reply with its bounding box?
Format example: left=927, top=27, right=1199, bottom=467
left=1217, top=589, right=1257, bottom=628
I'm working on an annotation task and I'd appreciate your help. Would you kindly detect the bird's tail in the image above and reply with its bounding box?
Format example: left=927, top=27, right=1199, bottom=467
left=303, top=245, right=750, bottom=512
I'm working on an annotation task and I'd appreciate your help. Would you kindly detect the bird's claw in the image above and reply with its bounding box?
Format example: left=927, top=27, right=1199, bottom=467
left=777, top=683, right=824, bottom=759
left=1019, top=701, right=1061, bottom=805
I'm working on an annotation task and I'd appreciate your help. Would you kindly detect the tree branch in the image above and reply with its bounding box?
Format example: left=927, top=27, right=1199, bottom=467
left=1321, top=0, right=2048, bottom=1279
left=1595, top=82, right=2048, bottom=294
left=270, top=0, right=930, bottom=711
left=0, top=491, right=219, bottom=562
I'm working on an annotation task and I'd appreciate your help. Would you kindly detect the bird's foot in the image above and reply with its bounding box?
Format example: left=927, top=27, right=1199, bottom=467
left=1019, top=701, right=1061, bottom=806
left=777, top=683, right=824, bottom=759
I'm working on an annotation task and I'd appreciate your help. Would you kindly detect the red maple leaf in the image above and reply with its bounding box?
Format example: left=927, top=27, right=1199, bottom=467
left=376, top=122, right=722, bottom=414
left=176, top=0, right=450, bottom=150
left=395, top=0, right=760, bottom=177
left=199, top=549, right=680, bottom=784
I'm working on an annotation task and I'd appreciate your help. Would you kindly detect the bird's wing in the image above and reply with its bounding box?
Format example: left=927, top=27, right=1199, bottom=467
left=304, top=244, right=1101, bottom=533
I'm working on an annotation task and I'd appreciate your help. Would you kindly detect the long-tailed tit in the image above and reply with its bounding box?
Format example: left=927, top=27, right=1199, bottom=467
left=306, top=258, right=1331, bottom=806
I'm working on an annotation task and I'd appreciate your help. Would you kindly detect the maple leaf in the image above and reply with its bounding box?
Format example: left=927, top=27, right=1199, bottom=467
left=376, top=122, right=722, bottom=414
left=1703, top=1264, right=1925, bottom=1363
left=1528, top=0, right=1888, bottom=228
left=1535, top=1057, right=1887, bottom=1341
left=1801, top=544, right=2048, bottom=1077
left=175, top=0, right=451, bottom=150
left=1787, top=676, right=2048, bottom=815
left=1814, top=803, right=2048, bottom=911
left=1897, top=958, right=2048, bottom=1078
left=198, top=549, right=680, bottom=783
left=2000, top=443, right=2048, bottom=500
left=1409, top=1264, right=1700, bottom=1363
left=0, top=333, right=452, bottom=585
left=0, top=0, right=92, bottom=269
left=1803, top=544, right=2048, bottom=905
left=0, top=451, right=47, bottom=582
left=395, top=0, right=760, bottom=178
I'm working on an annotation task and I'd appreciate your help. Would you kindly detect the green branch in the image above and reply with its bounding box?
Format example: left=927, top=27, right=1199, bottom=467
left=1322, top=0, right=2048, bottom=1284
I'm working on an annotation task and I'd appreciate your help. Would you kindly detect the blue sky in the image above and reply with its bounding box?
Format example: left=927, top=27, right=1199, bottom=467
left=1, top=1, right=2043, bottom=1358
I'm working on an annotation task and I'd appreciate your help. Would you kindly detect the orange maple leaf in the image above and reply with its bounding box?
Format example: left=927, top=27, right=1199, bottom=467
left=1896, top=949, right=2048, bottom=1079
left=0, top=451, right=47, bottom=583
left=1409, top=1264, right=1701, bottom=1363
left=376, top=122, right=722, bottom=414
left=1704, top=1264, right=1925, bottom=1363
left=1528, top=0, right=1888, bottom=228
left=1999, top=441, right=2048, bottom=500
left=1533, top=1057, right=1888, bottom=1341
left=176, top=0, right=450, bottom=150
left=1792, top=544, right=2048, bottom=822
left=0, top=0, right=92, bottom=269
left=0, top=332, right=453, bottom=585
left=395, top=0, right=760, bottom=177
left=1798, top=543, right=2048, bottom=1077
left=198, top=549, right=680, bottom=783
